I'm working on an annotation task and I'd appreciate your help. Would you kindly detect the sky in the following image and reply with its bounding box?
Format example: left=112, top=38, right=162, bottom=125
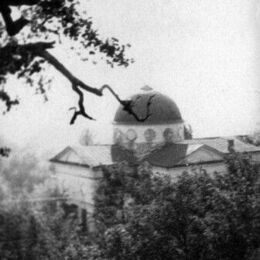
left=1, top=0, right=260, bottom=155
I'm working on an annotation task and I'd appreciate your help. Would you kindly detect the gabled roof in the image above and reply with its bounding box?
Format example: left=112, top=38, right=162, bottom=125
left=180, top=137, right=260, bottom=154
left=144, top=143, right=223, bottom=168
left=50, top=145, right=113, bottom=167
left=144, top=143, right=189, bottom=167
left=50, top=142, right=224, bottom=169
left=50, top=136, right=260, bottom=170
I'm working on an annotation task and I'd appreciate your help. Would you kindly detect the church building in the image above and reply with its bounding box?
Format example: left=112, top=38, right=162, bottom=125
left=50, top=87, right=260, bottom=227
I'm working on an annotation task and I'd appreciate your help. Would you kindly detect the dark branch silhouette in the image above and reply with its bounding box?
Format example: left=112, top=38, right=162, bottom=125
left=0, top=1, right=153, bottom=124
left=0, top=0, right=40, bottom=36
left=69, top=83, right=94, bottom=124
left=0, top=41, right=153, bottom=123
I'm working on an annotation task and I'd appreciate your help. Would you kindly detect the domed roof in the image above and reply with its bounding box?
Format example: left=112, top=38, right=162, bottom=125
left=114, top=90, right=183, bottom=125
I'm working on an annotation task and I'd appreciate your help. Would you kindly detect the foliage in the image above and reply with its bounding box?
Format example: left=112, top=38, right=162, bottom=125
left=1, top=151, right=259, bottom=259
left=0, top=1, right=131, bottom=82
left=0, top=153, right=48, bottom=195
left=93, top=154, right=260, bottom=260
left=0, top=147, right=10, bottom=157
left=0, top=0, right=135, bottom=122
left=0, top=152, right=100, bottom=260
left=0, top=196, right=105, bottom=260
left=1, top=1, right=131, bottom=72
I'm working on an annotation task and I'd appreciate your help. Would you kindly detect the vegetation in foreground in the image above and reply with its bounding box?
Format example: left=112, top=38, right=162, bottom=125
left=0, top=152, right=259, bottom=259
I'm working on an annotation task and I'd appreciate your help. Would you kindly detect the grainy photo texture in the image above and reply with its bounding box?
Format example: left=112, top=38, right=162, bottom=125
left=0, top=1, right=260, bottom=259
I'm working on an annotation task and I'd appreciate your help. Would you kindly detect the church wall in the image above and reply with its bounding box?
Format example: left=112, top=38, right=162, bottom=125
left=52, top=163, right=105, bottom=232
left=52, top=163, right=102, bottom=179
left=53, top=163, right=101, bottom=212
left=113, top=123, right=184, bottom=144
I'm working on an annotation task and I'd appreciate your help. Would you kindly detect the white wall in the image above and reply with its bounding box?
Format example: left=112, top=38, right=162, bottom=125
left=53, top=163, right=101, bottom=213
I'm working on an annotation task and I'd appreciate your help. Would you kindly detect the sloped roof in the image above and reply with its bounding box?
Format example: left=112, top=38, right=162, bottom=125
left=50, top=143, right=223, bottom=169
left=50, top=136, right=260, bottom=170
left=180, top=137, right=260, bottom=154
left=71, top=145, right=113, bottom=166
left=144, top=143, right=188, bottom=167
left=144, top=143, right=223, bottom=168
left=50, top=145, right=113, bottom=167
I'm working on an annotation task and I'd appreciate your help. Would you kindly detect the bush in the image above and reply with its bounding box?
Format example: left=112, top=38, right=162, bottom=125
left=94, top=154, right=260, bottom=260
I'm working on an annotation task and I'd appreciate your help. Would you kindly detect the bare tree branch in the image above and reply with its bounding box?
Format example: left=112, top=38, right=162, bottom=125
left=69, top=83, right=94, bottom=124
left=38, top=49, right=102, bottom=96
left=0, top=41, right=55, bottom=54
left=1, top=41, right=153, bottom=123
left=0, top=1, right=151, bottom=124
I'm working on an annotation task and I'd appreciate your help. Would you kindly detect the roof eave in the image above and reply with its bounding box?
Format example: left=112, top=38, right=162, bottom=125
left=149, top=159, right=225, bottom=169
left=50, top=159, right=91, bottom=169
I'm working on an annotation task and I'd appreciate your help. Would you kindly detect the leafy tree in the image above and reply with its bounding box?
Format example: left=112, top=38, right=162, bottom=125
left=0, top=0, right=153, bottom=123
left=0, top=153, right=49, bottom=196
left=0, top=146, right=10, bottom=157
left=0, top=195, right=92, bottom=260
left=93, top=154, right=260, bottom=260
left=0, top=152, right=102, bottom=259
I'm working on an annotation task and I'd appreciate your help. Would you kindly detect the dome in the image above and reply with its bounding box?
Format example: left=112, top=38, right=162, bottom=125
left=114, top=91, right=183, bottom=125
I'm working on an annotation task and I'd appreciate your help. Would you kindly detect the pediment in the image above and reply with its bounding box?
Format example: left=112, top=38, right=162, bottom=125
left=179, top=145, right=224, bottom=164
left=51, top=146, right=87, bottom=165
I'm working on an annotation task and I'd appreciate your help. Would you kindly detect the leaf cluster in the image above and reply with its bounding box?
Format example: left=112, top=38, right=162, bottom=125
left=93, top=154, right=260, bottom=260
left=0, top=153, right=100, bottom=259
left=0, top=0, right=133, bottom=113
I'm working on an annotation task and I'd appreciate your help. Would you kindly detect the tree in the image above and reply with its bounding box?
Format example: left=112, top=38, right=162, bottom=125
left=0, top=153, right=48, bottom=195
left=0, top=151, right=104, bottom=259
left=0, top=0, right=153, bottom=124
left=93, top=154, right=260, bottom=260
left=0, top=146, right=10, bottom=157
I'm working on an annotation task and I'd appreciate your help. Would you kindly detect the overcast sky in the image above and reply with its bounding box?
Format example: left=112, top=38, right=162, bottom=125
left=1, top=0, right=260, bottom=154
